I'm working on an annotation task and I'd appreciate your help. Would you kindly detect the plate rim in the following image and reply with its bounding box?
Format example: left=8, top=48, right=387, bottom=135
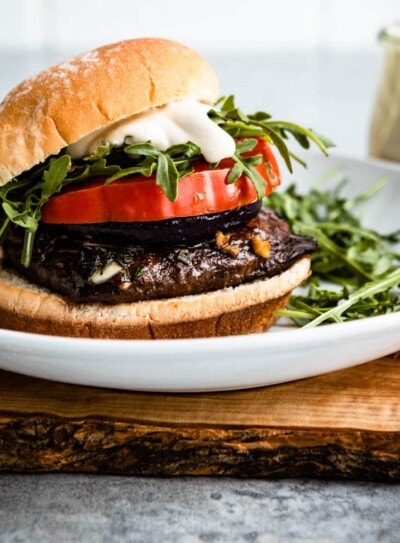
left=1, top=310, right=400, bottom=354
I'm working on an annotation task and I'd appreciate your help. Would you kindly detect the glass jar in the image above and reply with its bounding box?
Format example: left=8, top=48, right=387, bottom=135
left=369, top=23, right=400, bottom=161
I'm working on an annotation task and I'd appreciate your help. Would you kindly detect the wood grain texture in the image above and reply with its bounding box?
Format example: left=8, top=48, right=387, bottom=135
left=1, top=356, right=400, bottom=480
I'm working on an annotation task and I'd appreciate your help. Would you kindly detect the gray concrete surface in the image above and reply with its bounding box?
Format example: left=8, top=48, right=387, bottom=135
left=1, top=475, right=400, bottom=542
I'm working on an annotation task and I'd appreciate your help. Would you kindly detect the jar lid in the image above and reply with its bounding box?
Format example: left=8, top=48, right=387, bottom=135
left=379, top=22, right=400, bottom=46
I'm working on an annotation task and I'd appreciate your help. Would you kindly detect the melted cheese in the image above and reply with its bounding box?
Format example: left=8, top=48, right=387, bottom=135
left=67, top=100, right=235, bottom=163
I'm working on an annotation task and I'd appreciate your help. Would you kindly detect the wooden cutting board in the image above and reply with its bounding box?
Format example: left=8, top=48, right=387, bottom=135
left=1, top=355, right=400, bottom=480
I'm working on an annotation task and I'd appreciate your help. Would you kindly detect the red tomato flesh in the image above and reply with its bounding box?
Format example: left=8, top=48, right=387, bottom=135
left=41, top=138, right=280, bottom=224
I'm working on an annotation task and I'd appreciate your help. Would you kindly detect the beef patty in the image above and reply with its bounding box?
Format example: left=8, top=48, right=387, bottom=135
left=4, top=207, right=316, bottom=303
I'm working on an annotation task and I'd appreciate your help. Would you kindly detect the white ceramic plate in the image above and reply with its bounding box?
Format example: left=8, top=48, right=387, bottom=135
left=1, top=153, right=400, bottom=392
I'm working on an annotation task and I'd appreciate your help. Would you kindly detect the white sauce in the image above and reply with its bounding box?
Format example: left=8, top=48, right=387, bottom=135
left=67, top=100, right=235, bottom=163
left=89, top=261, right=123, bottom=285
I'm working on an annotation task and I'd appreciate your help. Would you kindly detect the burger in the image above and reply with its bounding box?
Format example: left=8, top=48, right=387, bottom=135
left=0, top=38, right=330, bottom=339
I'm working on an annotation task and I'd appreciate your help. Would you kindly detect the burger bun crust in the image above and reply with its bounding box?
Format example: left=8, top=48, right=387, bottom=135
left=0, top=257, right=311, bottom=339
left=0, top=38, right=219, bottom=186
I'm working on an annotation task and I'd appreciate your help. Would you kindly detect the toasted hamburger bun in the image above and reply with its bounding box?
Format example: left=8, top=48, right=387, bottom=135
left=0, top=256, right=310, bottom=339
left=0, top=38, right=218, bottom=186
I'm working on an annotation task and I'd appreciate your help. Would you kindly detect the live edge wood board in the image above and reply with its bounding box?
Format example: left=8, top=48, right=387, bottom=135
left=1, top=355, right=400, bottom=480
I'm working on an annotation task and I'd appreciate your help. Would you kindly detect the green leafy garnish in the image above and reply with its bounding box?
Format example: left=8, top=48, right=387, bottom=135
left=1, top=155, right=71, bottom=266
left=209, top=95, right=334, bottom=172
left=226, top=138, right=265, bottom=198
left=266, top=177, right=400, bottom=327
left=0, top=96, right=332, bottom=267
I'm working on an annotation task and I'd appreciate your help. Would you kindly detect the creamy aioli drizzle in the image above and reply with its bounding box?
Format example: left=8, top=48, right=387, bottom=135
left=89, top=261, right=123, bottom=285
left=67, top=100, right=236, bottom=163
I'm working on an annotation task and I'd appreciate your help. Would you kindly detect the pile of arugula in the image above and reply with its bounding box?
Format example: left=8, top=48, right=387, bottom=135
left=266, top=177, right=400, bottom=327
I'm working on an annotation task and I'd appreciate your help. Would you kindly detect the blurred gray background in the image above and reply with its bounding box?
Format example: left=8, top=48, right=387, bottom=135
left=1, top=0, right=400, bottom=157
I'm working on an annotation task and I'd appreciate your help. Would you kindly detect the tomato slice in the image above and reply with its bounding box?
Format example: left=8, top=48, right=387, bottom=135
left=41, top=138, right=280, bottom=224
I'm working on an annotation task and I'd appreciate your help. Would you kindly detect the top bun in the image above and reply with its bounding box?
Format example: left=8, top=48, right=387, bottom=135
left=0, top=38, right=219, bottom=186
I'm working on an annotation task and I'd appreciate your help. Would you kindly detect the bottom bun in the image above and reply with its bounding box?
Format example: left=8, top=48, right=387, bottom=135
left=0, top=257, right=311, bottom=339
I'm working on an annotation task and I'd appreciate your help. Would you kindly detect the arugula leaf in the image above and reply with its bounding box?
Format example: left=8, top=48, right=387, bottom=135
left=104, top=160, right=157, bottom=184
left=156, top=153, right=179, bottom=201
left=41, top=155, right=71, bottom=198
left=226, top=163, right=243, bottom=184
left=167, top=142, right=202, bottom=158
left=124, top=142, right=161, bottom=158
left=0, top=217, right=10, bottom=243
left=232, top=154, right=266, bottom=199
left=235, top=138, right=258, bottom=154
left=2, top=203, right=37, bottom=230
left=83, top=142, right=113, bottom=162
left=229, top=138, right=265, bottom=197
